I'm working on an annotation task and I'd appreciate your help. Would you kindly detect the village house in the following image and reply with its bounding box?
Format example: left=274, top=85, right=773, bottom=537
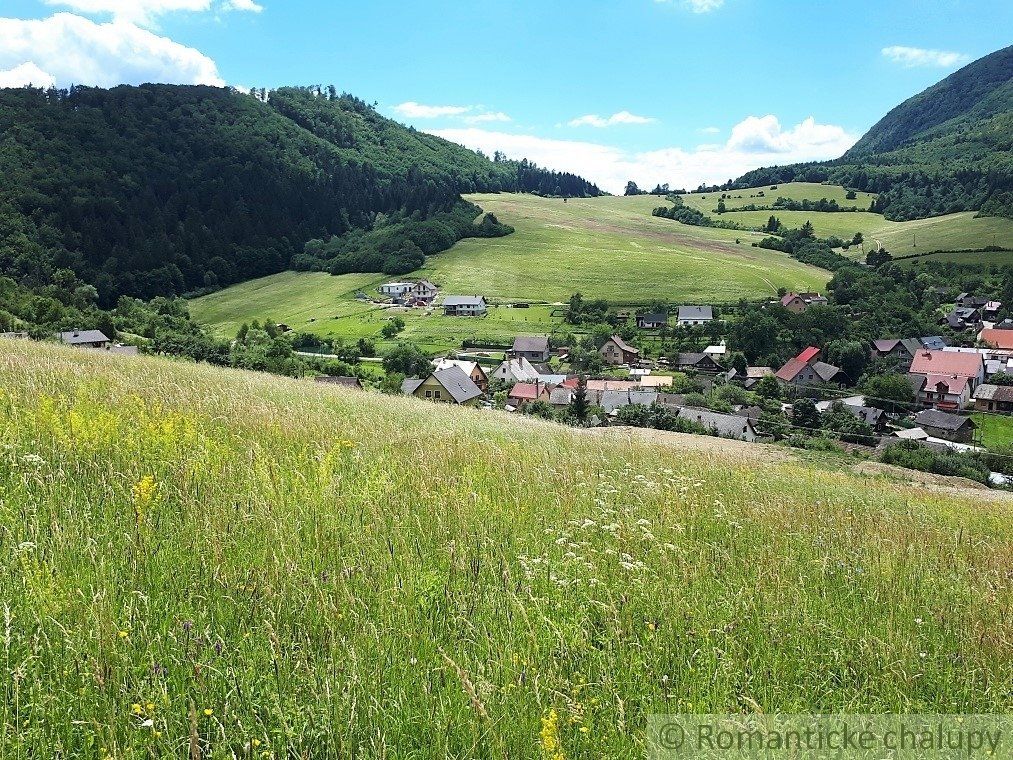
left=432, top=358, right=490, bottom=392
left=909, top=350, right=984, bottom=410
left=491, top=356, right=540, bottom=384
left=410, top=280, right=438, bottom=302
left=779, top=292, right=828, bottom=314
left=672, top=407, right=762, bottom=443
left=599, top=336, right=640, bottom=366
left=774, top=347, right=847, bottom=387
left=941, top=307, right=982, bottom=331
left=56, top=330, right=111, bottom=349
left=562, top=378, right=638, bottom=392
left=979, top=329, right=1013, bottom=354
left=956, top=293, right=990, bottom=310
left=870, top=338, right=924, bottom=369
left=676, top=306, right=713, bottom=327
left=315, top=376, right=364, bottom=389
left=973, top=384, right=1013, bottom=414
left=508, top=381, right=552, bottom=409
left=914, top=409, right=977, bottom=444
left=443, top=295, right=488, bottom=317
left=511, top=335, right=551, bottom=362
left=378, top=282, right=413, bottom=298
left=401, top=366, right=483, bottom=406
left=816, top=399, right=887, bottom=432
left=636, top=312, right=668, bottom=330
left=674, top=352, right=725, bottom=374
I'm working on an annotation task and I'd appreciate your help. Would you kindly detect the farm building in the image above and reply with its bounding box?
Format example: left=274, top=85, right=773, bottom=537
left=636, top=312, right=668, bottom=330
left=56, top=330, right=111, bottom=349
left=443, top=296, right=487, bottom=317
left=914, top=410, right=977, bottom=444
left=973, top=384, right=1013, bottom=414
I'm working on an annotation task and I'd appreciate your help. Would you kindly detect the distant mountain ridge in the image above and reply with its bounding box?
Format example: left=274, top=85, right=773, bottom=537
left=734, top=46, right=1013, bottom=221
left=0, top=84, right=600, bottom=304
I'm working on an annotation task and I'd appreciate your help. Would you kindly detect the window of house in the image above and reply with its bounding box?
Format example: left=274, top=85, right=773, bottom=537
left=426, top=390, right=433, bottom=398
left=434, top=391, right=442, bottom=400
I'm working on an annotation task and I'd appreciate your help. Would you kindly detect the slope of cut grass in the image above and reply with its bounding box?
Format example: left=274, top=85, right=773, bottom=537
left=4, top=342, right=1013, bottom=756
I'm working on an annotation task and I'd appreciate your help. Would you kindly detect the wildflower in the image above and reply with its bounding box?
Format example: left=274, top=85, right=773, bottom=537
left=118, top=630, right=129, bottom=639
left=203, top=708, right=213, bottom=717
left=146, top=702, right=155, bottom=712
left=579, top=726, right=590, bottom=734
left=132, top=475, right=157, bottom=524
left=131, top=703, right=142, bottom=715
left=540, top=708, right=565, bottom=760
left=252, top=739, right=262, bottom=748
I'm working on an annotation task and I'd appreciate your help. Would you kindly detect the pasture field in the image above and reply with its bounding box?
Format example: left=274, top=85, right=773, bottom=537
left=676, top=183, right=1013, bottom=252
left=973, top=412, right=1013, bottom=450
left=4, top=341, right=1013, bottom=756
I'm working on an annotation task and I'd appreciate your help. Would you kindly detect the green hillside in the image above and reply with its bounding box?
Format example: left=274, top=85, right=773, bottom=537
left=734, top=46, right=1013, bottom=220
left=0, top=84, right=598, bottom=304
left=4, top=342, right=1013, bottom=755
left=191, top=193, right=829, bottom=350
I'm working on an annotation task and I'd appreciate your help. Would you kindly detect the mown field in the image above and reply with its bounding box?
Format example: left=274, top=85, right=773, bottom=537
left=4, top=342, right=1013, bottom=756
left=678, top=183, right=1013, bottom=253
left=192, top=193, right=829, bottom=349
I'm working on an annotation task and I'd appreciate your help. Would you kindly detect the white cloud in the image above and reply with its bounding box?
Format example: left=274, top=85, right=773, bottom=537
left=0, top=61, right=57, bottom=88
left=698, top=126, right=720, bottom=134
left=881, top=46, right=971, bottom=68
left=223, top=0, right=263, bottom=11
left=465, top=111, right=511, bottom=124
left=654, top=0, right=725, bottom=12
left=432, top=114, right=857, bottom=195
left=568, top=110, right=655, bottom=128
left=0, top=13, right=224, bottom=88
left=393, top=101, right=472, bottom=119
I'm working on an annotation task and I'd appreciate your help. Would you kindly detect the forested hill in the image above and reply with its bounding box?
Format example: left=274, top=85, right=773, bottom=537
left=733, top=46, right=1013, bottom=221
left=0, top=84, right=600, bottom=304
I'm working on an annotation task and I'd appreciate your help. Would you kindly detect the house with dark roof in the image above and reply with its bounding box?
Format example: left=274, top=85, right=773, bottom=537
left=870, top=338, right=924, bottom=370
left=779, top=292, right=828, bottom=314
left=443, top=295, right=488, bottom=316
left=636, top=312, right=669, bottom=330
left=974, top=384, right=1013, bottom=414
left=674, top=352, right=725, bottom=374
left=672, top=407, right=763, bottom=442
left=512, top=335, right=551, bottom=362
left=598, top=390, right=659, bottom=414
left=599, top=336, right=640, bottom=366
left=957, top=293, right=990, bottom=310
left=920, top=336, right=949, bottom=351
left=315, top=376, right=364, bottom=389
left=56, top=330, right=111, bottom=349
left=940, top=307, right=982, bottom=331
left=401, top=366, right=483, bottom=406
left=915, top=410, right=977, bottom=443
left=818, top=401, right=887, bottom=432
left=909, top=350, right=984, bottom=410
left=775, top=347, right=846, bottom=387
left=676, top=306, right=713, bottom=326
left=432, top=358, right=489, bottom=392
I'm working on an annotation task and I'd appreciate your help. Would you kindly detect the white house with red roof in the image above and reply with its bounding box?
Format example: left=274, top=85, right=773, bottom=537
left=908, top=350, right=985, bottom=411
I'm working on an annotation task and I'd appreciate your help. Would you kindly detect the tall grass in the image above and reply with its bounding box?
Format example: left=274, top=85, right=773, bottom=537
left=3, top=343, right=1013, bottom=757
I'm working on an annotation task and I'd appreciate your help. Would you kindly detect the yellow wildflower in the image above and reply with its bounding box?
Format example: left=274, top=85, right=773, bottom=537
left=132, top=475, right=157, bottom=524
left=203, top=708, right=213, bottom=717
left=118, top=630, right=129, bottom=639
left=252, top=739, right=262, bottom=748
left=145, top=702, right=155, bottom=712
left=540, top=708, right=565, bottom=760
left=131, top=703, right=142, bottom=715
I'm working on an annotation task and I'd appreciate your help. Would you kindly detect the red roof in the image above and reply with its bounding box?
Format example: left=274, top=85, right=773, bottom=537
left=909, top=350, right=983, bottom=378
left=925, top=374, right=970, bottom=395
left=780, top=293, right=801, bottom=307
left=980, top=329, right=1013, bottom=351
left=508, top=382, right=545, bottom=400
left=775, top=358, right=807, bottom=382
left=796, top=346, right=821, bottom=365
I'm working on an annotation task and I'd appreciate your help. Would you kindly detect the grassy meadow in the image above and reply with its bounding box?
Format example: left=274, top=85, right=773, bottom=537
left=5, top=342, right=1013, bottom=756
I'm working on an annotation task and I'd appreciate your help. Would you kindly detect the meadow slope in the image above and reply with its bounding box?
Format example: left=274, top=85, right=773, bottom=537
left=4, top=342, right=1013, bottom=756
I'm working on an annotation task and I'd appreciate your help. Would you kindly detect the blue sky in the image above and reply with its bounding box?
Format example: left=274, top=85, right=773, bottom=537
left=1, top=0, right=1010, bottom=192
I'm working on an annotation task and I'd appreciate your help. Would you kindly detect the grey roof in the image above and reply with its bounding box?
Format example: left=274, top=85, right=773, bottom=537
left=549, top=387, right=574, bottom=405
left=915, top=409, right=975, bottom=432
left=444, top=295, right=486, bottom=307
left=108, top=345, right=139, bottom=356
left=57, top=329, right=110, bottom=345
left=513, top=335, right=550, bottom=353
left=677, top=305, right=713, bottom=321
left=974, top=384, right=1013, bottom=403
left=598, top=390, right=658, bottom=413
left=733, top=405, right=765, bottom=421
left=811, top=361, right=845, bottom=382
left=606, top=335, right=639, bottom=355
left=920, top=336, right=948, bottom=350
left=673, top=406, right=759, bottom=440
left=401, top=366, right=483, bottom=404
left=638, top=312, right=668, bottom=323
left=316, top=376, right=362, bottom=388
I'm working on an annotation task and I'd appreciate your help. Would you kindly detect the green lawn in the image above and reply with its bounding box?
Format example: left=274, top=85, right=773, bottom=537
left=973, top=412, right=1013, bottom=450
